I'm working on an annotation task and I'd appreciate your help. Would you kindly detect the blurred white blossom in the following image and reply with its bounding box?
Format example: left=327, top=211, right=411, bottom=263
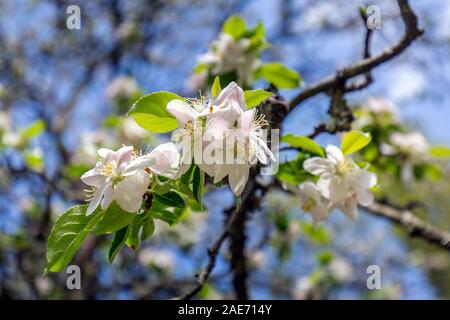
left=138, top=248, right=175, bottom=272
left=198, top=33, right=261, bottom=85
left=106, top=76, right=139, bottom=100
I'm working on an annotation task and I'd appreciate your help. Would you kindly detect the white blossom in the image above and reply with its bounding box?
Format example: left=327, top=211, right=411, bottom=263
left=362, top=98, right=398, bottom=115
left=106, top=76, right=138, bottom=100
left=211, top=108, right=275, bottom=196
left=198, top=33, right=261, bottom=85
left=304, top=145, right=377, bottom=220
left=81, top=143, right=180, bottom=215
left=389, top=131, right=429, bottom=156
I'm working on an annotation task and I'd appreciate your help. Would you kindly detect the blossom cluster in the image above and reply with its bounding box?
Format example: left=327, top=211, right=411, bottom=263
left=167, top=81, right=275, bottom=196
left=81, top=82, right=275, bottom=214
left=288, top=145, right=377, bottom=224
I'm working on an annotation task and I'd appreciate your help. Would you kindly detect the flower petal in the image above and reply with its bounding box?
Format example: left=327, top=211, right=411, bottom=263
left=328, top=178, right=349, bottom=203
left=100, top=184, right=114, bottom=211
left=339, top=201, right=358, bottom=220
left=86, top=183, right=107, bottom=215
left=303, top=157, right=333, bottom=177
left=238, top=109, right=256, bottom=131
left=113, top=171, right=150, bottom=213
left=98, top=148, right=113, bottom=158
left=216, top=81, right=246, bottom=110
left=228, top=164, right=249, bottom=196
left=326, top=145, right=344, bottom=164
left=115, top=145, right=134, bottom=170
left=147, top=142, right=180, bottom=178
left=357, top=189, right=374, bottom=206
left=81, top=169, right=105, bottom=188
left=167, top=99, right=197, bottom=128
left=350, top=169, right=377, bottom=189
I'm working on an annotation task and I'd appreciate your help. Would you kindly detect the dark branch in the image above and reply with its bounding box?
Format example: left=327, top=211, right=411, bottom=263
left=367, top=202, right=450, bottom=250
left=289, top=0, right=423, bottom=110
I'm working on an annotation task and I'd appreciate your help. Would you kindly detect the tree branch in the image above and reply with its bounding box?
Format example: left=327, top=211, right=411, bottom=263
left=289, top=0, right=423, bottom=110
left=367, top=202, right=450, bottom=250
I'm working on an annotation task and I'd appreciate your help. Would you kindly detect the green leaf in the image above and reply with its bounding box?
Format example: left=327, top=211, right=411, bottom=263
left=128, top=91, right=184, bottom=133
left=244, top=21, right=267, bottom=52
left=256, top=63, right=301, bottom=89
left=222, top=15, right=247, bottom=40
left=193, top=165, right=204, bottom=209
left=276, top=152, right=314, bottom=185
left=108, top=226, right=129, bottom=263
left=180, top=163, right=196, bottom=185
left=46, top=205, right=102, bottom=273
left=64, top=164, right=91, bottom=179
left=125, top=213, right=147, bottom=250
left=153, top=191, right=185, bottom=208
left=24, top=150, right=44, bottom=171
left=141, top=218, right=155, bottom=241
left=211, top=76, right=221, bottom=99
left=20, top=119, right=45, bottom=140
left=341, top=131, right=371, bottom=155
left=281, top=134, right=324, bottom=157
left=244, top=89, right=272, bottom=108
left=194, top=63, right=208, bottom=74
left=429, top=145, right=450, bottom=158
left=151, top=201, right=180, bottom=226
left=90, top=202, right=136, bottom=235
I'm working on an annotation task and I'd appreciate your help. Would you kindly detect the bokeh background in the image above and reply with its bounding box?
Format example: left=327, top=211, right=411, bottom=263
left=1, top=0, right=450, bottom=299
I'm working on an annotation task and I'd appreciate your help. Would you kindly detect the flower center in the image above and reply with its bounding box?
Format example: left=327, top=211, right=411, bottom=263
left=252, top=113, right=268, bottom=130
left=302, top=198, right=316, bottom=212
left=336, top=159, right=353, bottom=176
left=100, top=162, right=124, bottom=186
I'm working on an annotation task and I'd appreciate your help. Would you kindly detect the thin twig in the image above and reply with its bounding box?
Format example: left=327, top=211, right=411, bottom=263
left=289, top=0, right=423, bottom=110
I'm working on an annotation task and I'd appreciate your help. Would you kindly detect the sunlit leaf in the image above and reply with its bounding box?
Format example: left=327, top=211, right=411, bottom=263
left=341, top=130, right=371, bottom=155
left=256, top=63, right=301, bottom=89
left=429, top=145, right=450, bottom=158
left=128, top=91, right=183, bottom=133
left=281, top=134, right=324, bottom=157
left=211, top=76, right=221, bottom=99
left=90, top=202, right=135, bottom=235
left=244, top=89, right=272, bottom=108
left=222, top=15, right=246, bottom=40
left=46, top=205, right=102, bottom=273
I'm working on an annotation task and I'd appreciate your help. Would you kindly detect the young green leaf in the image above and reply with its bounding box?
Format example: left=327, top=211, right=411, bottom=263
left=46, top=205, right=102, bottom=273
left=211, top=76, right=221, bottom=99
left=222, top=15, right=247, bottom=40
left=141, top=218, right=155, bottom=241
left=281, top=134, right=324, bottom=157
left=151, top=200, right=180, bottom=225
left=341, top=131, right=371, bottom=155
left=256, top=63, right=301, bottom=89
left=125, top=213, right=148, bottom=250
left=20, top=119, right=45, bottom=140
left=128, top=91, right=183, bottom=133
left=244, top=89, right=272, bottom=108
left=180, top=163, right=195, bottom=185
left=108, top=226, right=129, bottom=263
left=429, top=145, right=450, bottom=158
left=153, top=191, right=185, bottom=208
left=90, top=202, right=136, bottom=235
left=193, top=165, right=204, bottom=209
